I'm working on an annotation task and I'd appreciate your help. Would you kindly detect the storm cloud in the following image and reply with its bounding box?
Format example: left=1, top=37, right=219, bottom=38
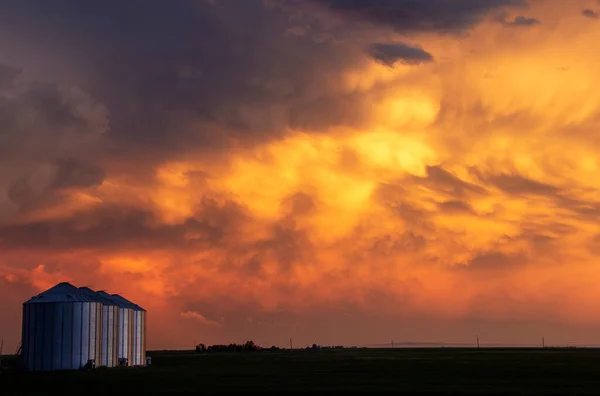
left=1, top=0, right=600, bottom=350
left=368, top=43, right=434, bottom=66
left=310, top=0, right=528, bottom=33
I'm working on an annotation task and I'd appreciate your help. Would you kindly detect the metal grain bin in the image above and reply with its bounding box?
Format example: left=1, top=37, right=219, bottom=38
left=95, top=291, right=131, bottom=366
left=91, top=290, right=119, bottom=368
left=111, top=294, right=146, bottom=366
left=109, top=294, right=137, bottom=366
left=22, top=283, right=102, bottom=371
left=21, top=282, right=147, bottom=370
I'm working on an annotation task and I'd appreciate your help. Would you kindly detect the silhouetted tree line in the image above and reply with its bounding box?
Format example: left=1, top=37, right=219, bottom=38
left=305, top=344, right=345, bottom=350
left=194, top=341, right=346, bottom=353
left=195, top=340, right=281, bottom=353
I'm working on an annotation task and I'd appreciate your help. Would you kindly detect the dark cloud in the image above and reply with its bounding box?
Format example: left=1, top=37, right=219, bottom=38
left=368, top=42, right=434, bottom=67
left=254, top=223, right=313, bottom=272
left=0, top=192, right=321, bottom=275
left=456, top=251, right=527, bottom=271
left=370, top=232, right=427, bottom=256
left=0, top=0, right=378, bottom=167
left=374, top=167, right=487, bottom=229
left=280, top=192, right=317, bottom=217
left=310, top=0, right=528, bottom=34
left=50, top=159, right=105, bottom=190
left=470, top=171, right=600, bottom=222
left=499, top=15, right=540, bottom=26
left=414, top=166, right=487, bottom=198
left=503, top=230, right=557, bottom=254
left=437, top=200, right=475, bottom=214
left=394, top=202, right=433, bottom=227
left=5, top=159, right=105, bottom=215
left=286, top=91, right=373, bottom=132
left=0, top=199, right=249, bottom=251
left=1, top=0, right=527, bottom=171
left=582, top=9, right=599, bottom=19
left=0, top=81, right=107, bottom=161
left=0, top=63, right=21, bottom=89
left=555, top=195, right=600, bottom=219
left=0, top=75, right=108, bottom=220
left=373, top=184, right=427, bottom=223
left=478, top=172, right=559, bottom=196
left=529, top=222, right=577, bottom=235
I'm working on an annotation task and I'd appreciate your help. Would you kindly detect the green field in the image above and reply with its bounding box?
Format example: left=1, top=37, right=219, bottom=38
left=3, top=348, right=600, bottom=395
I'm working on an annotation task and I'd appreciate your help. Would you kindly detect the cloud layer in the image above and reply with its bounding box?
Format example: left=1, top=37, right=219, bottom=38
left=2, top=0, right=600, bottom=350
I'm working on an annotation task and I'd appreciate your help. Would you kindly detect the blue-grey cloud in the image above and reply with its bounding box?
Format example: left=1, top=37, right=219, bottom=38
left=368, top=42, right=434, bottom=66
left=0, top=1, right=375, bottom=159
left=310, top=0, right=528, bottom=33
left=500, top=15, right=541, bottom=26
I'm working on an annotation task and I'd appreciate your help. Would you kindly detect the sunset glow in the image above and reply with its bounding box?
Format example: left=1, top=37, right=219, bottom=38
left=2, top=0, right=600, bottom=350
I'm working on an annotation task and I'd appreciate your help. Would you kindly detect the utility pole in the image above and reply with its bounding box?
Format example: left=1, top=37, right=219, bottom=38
left=289, top=338, right=293, bottom=350
left=391, top=340, right=394, bottom=349
left=0, top=338, right=3, bottom=367
left=476, top=335, right=480, bottom=349
left=542, top=336, right=545, bottom=348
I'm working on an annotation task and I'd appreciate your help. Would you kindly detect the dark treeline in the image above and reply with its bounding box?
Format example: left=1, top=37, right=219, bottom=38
left=194, top=341, right=347, bottom=353
left=195, top=341, right=272, bottom=353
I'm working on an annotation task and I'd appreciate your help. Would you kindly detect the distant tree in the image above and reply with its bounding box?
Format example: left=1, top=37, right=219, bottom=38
left=203, top=341, right=263, bottom=353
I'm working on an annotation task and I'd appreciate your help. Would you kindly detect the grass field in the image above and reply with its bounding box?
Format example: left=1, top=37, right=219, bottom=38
left=2, top=348, right=600, bottom=395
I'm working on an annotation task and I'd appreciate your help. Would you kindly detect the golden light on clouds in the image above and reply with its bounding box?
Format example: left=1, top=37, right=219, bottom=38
left=2, top=0, right=600, bottom=349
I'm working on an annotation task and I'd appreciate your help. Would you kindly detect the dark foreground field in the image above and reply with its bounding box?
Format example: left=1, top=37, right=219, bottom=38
left=3, top=348, right=600, bottom=395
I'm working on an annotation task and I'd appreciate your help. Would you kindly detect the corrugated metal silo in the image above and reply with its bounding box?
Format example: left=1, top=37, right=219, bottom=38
left=95, top=291, right=130, bottom=366
left=109, top=294, right=137, bottom=366
left=111, top=294, right=146, bottom=365
left=78, top=287, right=104, bottom=366
left=91, top=290, right=119, bottom=368
left=22, top=282, right=102, bottom=371
left=136, top=303, right=147, bottom=366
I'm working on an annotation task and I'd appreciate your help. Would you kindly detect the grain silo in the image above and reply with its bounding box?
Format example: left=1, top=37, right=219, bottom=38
left=21, top=282, right=147, bottom=371
left=96, top=291, right=132, bottom=366
left=111, top=294, right=146, bottom=366
left=92, top=290, right=120, bottom=368
left=21, top=282, right=102, bottom=371
left=109, top=294, right=135, bottom=366
left=132, top=300, right=146, bottom=366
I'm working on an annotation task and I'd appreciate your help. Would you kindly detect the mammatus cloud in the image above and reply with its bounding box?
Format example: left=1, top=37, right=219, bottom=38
left=2, top=0, right=600, bottom=350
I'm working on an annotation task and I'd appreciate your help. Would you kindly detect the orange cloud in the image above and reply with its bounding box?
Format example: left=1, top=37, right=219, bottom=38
left=2, top=0, right=600, bottom=350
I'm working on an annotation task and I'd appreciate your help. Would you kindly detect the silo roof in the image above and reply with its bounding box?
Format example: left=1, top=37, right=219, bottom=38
left=94, top=290, right=130, bottom=308
left=79, top=287, right=116, bottom=306
left=111, top=293, right=146, bottom=311
left=23, top=282, right=146, bottom=310
left=24, top=282, right=98, bottom=304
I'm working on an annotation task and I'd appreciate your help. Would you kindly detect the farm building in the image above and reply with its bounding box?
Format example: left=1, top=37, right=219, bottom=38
left=21, top=282, right=146, bottom=371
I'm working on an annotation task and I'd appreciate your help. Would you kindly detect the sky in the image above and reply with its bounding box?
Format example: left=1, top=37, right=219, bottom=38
left=1, top=0, right=600, bottom=351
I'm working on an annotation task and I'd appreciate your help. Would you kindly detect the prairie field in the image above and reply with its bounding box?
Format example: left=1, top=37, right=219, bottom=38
left=2, top=348, right=600, bottom=395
